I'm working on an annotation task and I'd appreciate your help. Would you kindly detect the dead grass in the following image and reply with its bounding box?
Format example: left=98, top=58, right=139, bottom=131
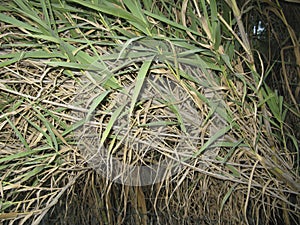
left=0, top=0, right=299, bottom=224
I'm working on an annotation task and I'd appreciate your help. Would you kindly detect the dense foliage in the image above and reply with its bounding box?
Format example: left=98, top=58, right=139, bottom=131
left=0, top=0, right=299, bottom=224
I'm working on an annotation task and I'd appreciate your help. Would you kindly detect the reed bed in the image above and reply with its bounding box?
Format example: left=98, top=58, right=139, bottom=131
left=0, top=0, right=299, bottom=224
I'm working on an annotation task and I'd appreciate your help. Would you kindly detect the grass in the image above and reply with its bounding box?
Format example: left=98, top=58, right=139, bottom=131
left=0, top=0, right=299, bottom=224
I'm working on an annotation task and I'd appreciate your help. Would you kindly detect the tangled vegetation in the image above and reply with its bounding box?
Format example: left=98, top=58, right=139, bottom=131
left=0, top=0, right=299, bottom=224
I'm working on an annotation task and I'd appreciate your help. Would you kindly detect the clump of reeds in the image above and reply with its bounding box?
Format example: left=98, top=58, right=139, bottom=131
left=0, top=0, right=299, bottom=224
